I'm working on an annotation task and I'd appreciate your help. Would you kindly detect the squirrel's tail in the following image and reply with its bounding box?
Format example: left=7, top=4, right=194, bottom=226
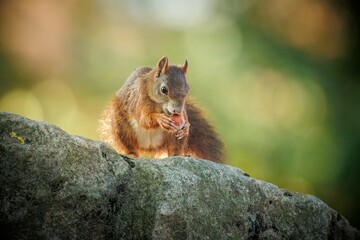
left=186, top=101, right=225, bottom=163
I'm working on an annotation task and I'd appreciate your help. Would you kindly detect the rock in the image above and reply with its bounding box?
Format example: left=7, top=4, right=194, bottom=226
left=0, top=112, right=359, bottom=239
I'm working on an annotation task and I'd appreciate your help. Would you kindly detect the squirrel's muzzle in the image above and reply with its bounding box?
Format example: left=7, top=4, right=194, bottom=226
left=164, top=100, right=184, bottom=115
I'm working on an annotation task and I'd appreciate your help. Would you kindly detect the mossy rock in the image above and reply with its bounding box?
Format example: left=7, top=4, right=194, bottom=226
left=0, top=112, right=359, bottom=239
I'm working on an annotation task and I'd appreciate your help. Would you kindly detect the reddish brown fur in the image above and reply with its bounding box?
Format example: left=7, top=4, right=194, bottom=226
left=99, top=57, right=224, bottom=162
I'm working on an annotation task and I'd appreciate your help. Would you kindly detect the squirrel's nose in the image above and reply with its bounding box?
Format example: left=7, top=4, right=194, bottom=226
left=172, top=108, right=182, bottom=114
left=167, top=102, right=183, bottom=115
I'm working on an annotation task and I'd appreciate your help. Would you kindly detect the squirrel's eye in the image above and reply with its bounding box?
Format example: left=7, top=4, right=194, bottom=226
left=161, top=86, right=168, bottom=95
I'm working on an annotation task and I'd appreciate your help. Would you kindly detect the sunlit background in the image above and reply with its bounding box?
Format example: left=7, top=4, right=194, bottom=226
left=1, top=0, right=359, bottom=228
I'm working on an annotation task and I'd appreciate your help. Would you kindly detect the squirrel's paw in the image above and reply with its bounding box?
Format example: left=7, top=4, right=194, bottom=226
left=157, top=114, right=178, bottom=132
left=175, top=122, right=190, bottom=139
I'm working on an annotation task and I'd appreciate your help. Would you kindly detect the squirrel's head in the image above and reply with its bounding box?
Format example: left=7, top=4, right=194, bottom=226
left=150, top=56, right=189, bottom=116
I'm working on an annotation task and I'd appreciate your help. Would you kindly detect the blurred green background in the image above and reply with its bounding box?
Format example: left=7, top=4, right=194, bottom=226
left=1, top=0, right=359, bottom=228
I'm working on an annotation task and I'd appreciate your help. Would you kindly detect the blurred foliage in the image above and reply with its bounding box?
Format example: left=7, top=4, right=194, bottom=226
left=1, top=0, right=359, bottom=228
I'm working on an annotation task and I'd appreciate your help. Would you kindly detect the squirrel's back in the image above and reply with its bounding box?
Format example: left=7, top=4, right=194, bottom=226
left=99, top=67, right=152, bottom=150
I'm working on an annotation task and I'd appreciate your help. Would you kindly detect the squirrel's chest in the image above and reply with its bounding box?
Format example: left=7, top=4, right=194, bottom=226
left=130, top=119, right=165, bottom=149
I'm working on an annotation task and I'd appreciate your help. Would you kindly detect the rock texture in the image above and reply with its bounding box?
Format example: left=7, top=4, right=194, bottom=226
left=0, top=112, right=359, bottom=240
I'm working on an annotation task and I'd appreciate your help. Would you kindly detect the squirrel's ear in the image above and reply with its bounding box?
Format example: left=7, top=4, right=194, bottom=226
left=157, top=56, right=169, bottom=75
left=182, top=59, right=188, bottom=74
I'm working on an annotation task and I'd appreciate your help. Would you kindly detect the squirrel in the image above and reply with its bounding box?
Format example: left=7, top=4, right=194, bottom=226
left=99, top=56, right=224, bottom=163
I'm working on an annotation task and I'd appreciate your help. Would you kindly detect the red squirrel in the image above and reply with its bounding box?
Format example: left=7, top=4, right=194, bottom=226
left=99, top=57, right=224, bottom=162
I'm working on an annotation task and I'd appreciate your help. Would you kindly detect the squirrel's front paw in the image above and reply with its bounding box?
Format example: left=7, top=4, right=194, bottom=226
left=175, top=122, right=190, bottom=139
left=157, top=114, right=178, bottom=132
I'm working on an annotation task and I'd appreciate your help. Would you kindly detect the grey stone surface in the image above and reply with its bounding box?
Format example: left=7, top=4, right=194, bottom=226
left=0, top=112, right=359, bottom=239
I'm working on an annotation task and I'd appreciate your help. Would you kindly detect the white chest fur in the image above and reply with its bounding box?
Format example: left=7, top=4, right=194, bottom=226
left=130, top=119, right=165, bottom=149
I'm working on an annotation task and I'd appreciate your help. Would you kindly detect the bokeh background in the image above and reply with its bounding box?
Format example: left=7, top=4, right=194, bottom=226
left=1, top=0, right=359, bottom=228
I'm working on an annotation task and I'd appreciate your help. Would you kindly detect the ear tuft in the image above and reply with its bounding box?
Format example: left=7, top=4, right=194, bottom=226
left=182, top=59, right=188, bottom=74
left=157, top=56, right=169, bottom=75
